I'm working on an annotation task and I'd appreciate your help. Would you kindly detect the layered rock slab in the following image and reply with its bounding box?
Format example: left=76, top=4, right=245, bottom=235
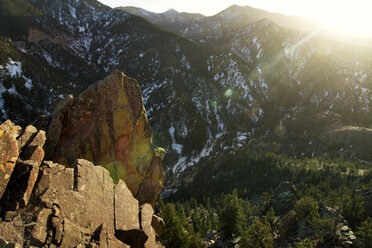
left=41, top=70, right=164, bottom=205
left=1, top=125, right=46, bottom=211
left=0, top=118, right=164, bottom=247
left=0, top=120, right=21, bottom=199
left=140, top=204, right=164, bottom=248
left=30, top=159, right=119, bottom=247
left=0, top=157, right=162, bottom=247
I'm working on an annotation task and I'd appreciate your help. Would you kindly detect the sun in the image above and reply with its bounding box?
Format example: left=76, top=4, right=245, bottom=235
left=313, top=0, right=372, bottom=38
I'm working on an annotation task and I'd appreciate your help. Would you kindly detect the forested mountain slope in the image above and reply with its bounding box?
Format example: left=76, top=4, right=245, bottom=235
left=0, top=0, right=371, bottom=185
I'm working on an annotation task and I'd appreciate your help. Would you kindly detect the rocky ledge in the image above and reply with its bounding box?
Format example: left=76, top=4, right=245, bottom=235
left=0, top=119, right=164, bottom=248
left=0, top=70, right=166, bottom=247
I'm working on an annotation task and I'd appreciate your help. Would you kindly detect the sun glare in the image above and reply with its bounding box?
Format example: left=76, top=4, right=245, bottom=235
left=252, top=0, right=372, bottom=38
left=309, top=1, right=372, bottom=38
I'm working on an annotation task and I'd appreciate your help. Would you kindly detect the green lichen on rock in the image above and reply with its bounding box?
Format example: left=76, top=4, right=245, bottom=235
left=42, top=70, right=164, bottom=205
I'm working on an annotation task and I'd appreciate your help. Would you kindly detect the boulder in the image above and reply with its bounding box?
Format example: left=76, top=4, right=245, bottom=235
left=1, top=128, right=47, bottom=210
left=0, top=214, right=24, bottom=245
left=270, top=181, right=296, bottom=216
left=0, top=156, right=163, bottom=247
left=72, top=159, right=115, bottom=234
left=41, top=70, right=164, bottom=205
left=4, top=160, right=41, bottom=209
left=21, top=130, right=46, bottom=164
left=11, top=130, right=46, bottom=207
left=17, top=125, right=38, bottom=151
left=337, top=223, right=361, bottom=247
left=0, top=120, right=21, bottom=199
left=115, top=179, right=140, bottom=228
left=30, top=208, right=52, bottom=245
left=140, top=204, right=164, bottom=248
left=30, top=159, right=116, bottom=247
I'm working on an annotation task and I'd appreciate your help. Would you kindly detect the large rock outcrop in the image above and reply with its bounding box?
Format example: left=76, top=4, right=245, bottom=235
left=38, top=70, right=164, bottom=205
left=0, top=121, right=164, bottom=247
left=0, top=120, right=21, bottom=199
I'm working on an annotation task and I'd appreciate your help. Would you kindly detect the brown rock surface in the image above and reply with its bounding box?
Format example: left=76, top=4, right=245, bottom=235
left=30, top=158, right=116, bottom=247
left=0, top=70, right=165, bottom=246
left=21, top=130, right=46, bottom=164
left=73, top=159, right=115, bottom=234
left=17, top=125, right=38, bottom=151
left=136, top=154, right=165, bottom=205
left=0, top=120, right=21, bottom=199
left=42, top=70, right=164, bottom=205
left=7, top=160, right=41, bottom=208
left=0, top=217, right=24, bottom=246
left=1, top=128, right=47, bottom=210
left=115, top=180, right=140, bottom=232
left=16, top=130, right=46, bottom=207
left=140, top=204, right=164, bottom=248
left=0, top=155, right=162, bottom=247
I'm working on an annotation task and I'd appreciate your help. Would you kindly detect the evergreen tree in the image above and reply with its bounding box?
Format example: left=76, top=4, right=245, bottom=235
left=278, top=210, right=298, bottom=238
left=356, top=217, right=372, bottom=248
left=184, top=201, right=191, bottom=217
left=293, top=196, right=322, bottom=229
left=160, top=203, right=190, bottom=248
left=293, top=238, right=316, bottom=248
left=342, top=195, right=365, bottom=228
left=218, top=189, right=247, bottom=237
left=191, top=210, right=202, bottom=233
left=176, top=203, right=188, bottom=226
left=265, top=207, right=276, bottom=227
left=187, top=226, right=205, bottom=248
left=240, top=217, right=274, bottom=248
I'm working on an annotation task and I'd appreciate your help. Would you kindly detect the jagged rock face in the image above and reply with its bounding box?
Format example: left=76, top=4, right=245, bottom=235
left=42, top=70, right=164, bottom=205
left=31, top=159, right=122, bottom=247
left=140, top=204, right=164, bottom=248
left=0, top=120, right=21, bottom=199
left=0, top=158, right=163, bottom=247
left=0, top=121, right=164, bottom=247
left=0, top=120, right=46, bottom=208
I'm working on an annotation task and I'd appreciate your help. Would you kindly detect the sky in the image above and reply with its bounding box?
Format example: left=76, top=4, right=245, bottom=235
left=97, top=0, right=372, bottom=37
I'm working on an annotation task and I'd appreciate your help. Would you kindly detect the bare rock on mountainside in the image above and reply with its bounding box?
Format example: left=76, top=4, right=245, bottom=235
left=270, top=181, right=296, bottom=216
left=39, top=70, right=164, bottom=205
left=0, top=122, right=164, bottom=247
left=0, top=120, right=21, bottom=199
left=0, top=120, right=47, bottom=209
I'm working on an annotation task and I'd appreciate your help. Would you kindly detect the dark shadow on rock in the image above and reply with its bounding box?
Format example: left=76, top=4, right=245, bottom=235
left=115, top=229, right=147, bottom=248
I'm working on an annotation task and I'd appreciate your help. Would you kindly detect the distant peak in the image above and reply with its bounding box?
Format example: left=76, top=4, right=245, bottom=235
left=165, top=8, right=178, bottom=14
left=226, top=4, right=243, bottom=10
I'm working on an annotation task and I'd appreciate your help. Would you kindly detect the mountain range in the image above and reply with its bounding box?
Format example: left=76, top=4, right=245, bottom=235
left=0, top=0, right=371, bottom=188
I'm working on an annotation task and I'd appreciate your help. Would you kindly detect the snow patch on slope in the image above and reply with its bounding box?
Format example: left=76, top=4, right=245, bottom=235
left=6, top=59, right=22, bottom=78
left=169, top=125, right=183, bottom=154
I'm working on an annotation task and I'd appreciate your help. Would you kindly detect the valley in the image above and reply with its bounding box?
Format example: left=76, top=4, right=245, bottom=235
left=0, top=0, right=371, bottom=247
